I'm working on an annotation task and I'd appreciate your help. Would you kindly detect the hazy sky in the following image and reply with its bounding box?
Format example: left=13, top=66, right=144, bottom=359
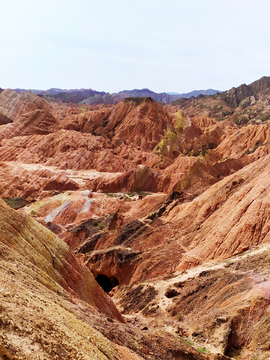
left=1, top=0, right=269, bottom=93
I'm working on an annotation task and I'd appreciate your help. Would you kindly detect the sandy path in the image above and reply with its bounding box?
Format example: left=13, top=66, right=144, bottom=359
left=145, top=240, right=270, bottom=314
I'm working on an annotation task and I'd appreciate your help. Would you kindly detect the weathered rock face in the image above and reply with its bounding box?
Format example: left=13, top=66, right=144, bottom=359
left=0, top=198, right=123, bottom=321
left=168, top=154, right=270, bottom=271
left=102, top=97, right=174, bottom=151
left=0, top=112, right=12, bottom=125
left=82, top=153, right=270, bottom=285
left=89, top=165, right=158, bottom=193
left=167, top=76, right=270, bottom=126
left=0, top=109, right=59, bottom=139
left=0, top=89, right=49, bottom=122
left=157, top=155, right=217, bottom=193
left=0, top=199, right=230, bottom=359
left=113, top=245, right=270, bottom=359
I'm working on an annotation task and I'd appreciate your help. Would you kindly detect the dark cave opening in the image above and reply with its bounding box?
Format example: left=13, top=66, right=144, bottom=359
left=95, top=274, right=119, bottom=293
left=224, top=327, right=242, bottom=358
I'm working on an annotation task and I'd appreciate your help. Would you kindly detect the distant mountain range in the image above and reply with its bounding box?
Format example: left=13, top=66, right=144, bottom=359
left=13, top=87, right=220, bottom=105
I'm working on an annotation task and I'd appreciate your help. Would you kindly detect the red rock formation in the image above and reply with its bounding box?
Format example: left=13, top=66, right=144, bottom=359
left=4, top=84, right=270, bottom=358
left=89, top=165, right=158, bottom=193
left=0, top=200, right=229, bottom=359
left=0, top=89, right=49, bottom=121
left=0, top=109, right=59, bottom=139
left=0, top=198, right=123, bottom=321
left=0, top=112, right=12, bottom=125
left=157, top=155, right=217, bottom=193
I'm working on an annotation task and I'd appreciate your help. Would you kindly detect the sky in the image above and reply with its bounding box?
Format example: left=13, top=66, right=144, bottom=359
left=1, top=0, right=270, bottom=93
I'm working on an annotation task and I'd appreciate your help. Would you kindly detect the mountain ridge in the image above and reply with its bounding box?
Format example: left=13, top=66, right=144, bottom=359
left=12, top=87, right=220, bottom=104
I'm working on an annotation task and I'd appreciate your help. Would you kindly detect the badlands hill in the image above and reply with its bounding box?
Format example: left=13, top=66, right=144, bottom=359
left=0, top=77, right=270, bottom=359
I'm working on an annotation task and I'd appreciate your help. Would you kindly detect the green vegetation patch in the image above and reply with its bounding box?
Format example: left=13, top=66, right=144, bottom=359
left=180, top=338, right=194, bottom=346
left=3, top=197, right=30, bottom=209
left=105, top=191, right=152, bottom=200
left=197, top=347, right=211, bottom=353
left=156, top=110, right=186, bottom=157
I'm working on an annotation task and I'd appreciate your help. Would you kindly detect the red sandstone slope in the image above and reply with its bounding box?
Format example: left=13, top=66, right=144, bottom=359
left=21, top=151, right=270, bottom=285
left=0, top=94, right=242, bottom=196
left=0, top=198, right=229, bottom=360
left=17, top=151, right=270, bottom=358
left=0, top=198, right=123, bottom=321
left=0, top=89, right=50, bottom=122
left=0, top=109, right=59, bottom=139
left=3, top=84, right=270, bottom=358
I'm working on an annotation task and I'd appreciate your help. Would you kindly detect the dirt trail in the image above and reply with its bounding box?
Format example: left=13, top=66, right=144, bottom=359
left=147, top=241, right=270, bottom=314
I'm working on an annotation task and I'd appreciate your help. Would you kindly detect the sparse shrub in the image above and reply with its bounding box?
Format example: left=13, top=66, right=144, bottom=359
left=128, top=192, right=136, bottom=197
left=123, top=97, right=152, bottom=105
left=138, top=191, right=150, bottom=198
left=156, top=110, right=188, bottom=157
left=98, top=224, right=104, bottom=230
left=3, top=197, right=29, bottom=209
left=197, top=347, right=210, bottom=353
left=180, top=338, right=194, bottom=346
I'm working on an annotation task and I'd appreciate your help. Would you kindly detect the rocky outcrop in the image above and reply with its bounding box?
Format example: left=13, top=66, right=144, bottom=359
left=89, top=97, right=174, bottom=151
left=219, top=76, right=270, bottom=108
left=157, top=155, right=217, bottom=193
left=0, top=198, right=123, bottom=320
left=89, top=165, right=158, bottom=193
left=1, top=93, right=265, bottom=200
left=113, top=246, right=270, bottom=358
left=168, top=76, right=270, bottom=126
left=72, top=152, right=270, bottom=287
left=0, top=89, right=49, bottom=122
left=0, top=109, right=59, bottom=139
left=0, top=112, right=12, bottom=125
left=171, top=154, right=270, bottom=271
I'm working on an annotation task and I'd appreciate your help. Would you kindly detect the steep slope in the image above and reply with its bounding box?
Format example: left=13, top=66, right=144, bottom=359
left=25, top=152, right=270, bottom=285
left=81, top=97, right=174, bottom=151
left=0, top=198, right=126, bottom=359
left=113, top=242, right=270, bottom=359
left=0, top=109, right=59, bottom=139
left=219, top=76, right=270, bottom=108
left=0, top=89, right=50, bottom=122
left=91, top=154, right=270, bottom=359
left=0, top=198, right=122, bottom=320
left=20, top=150, right=270, bottom=359
left=0, top=199, right=229, bottom=359
left=0, top=112, right=12, bottom=125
